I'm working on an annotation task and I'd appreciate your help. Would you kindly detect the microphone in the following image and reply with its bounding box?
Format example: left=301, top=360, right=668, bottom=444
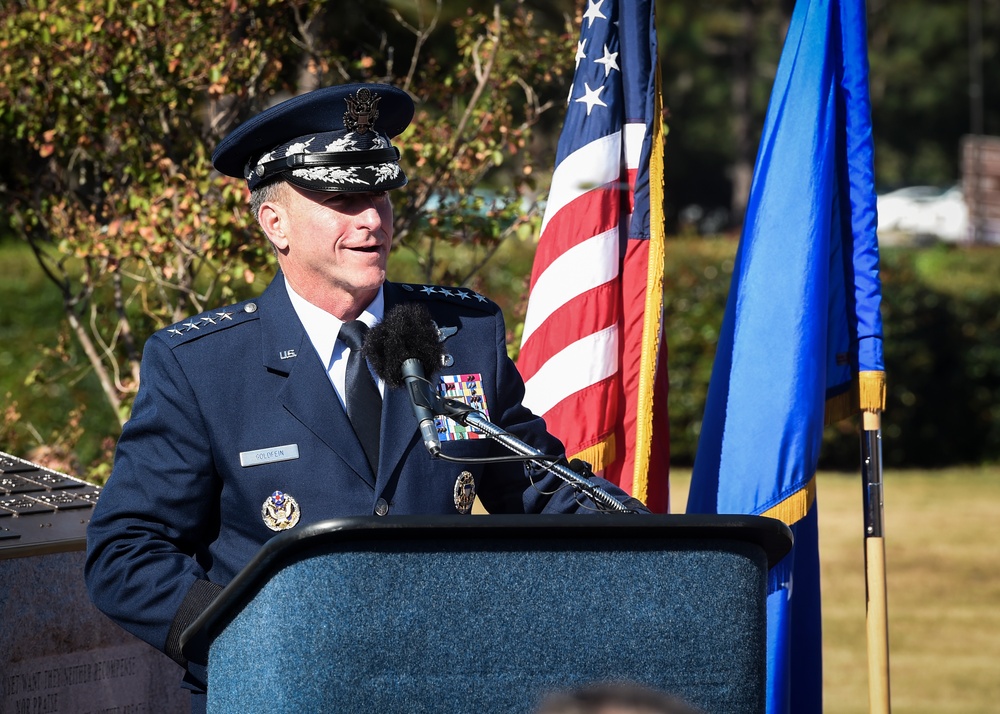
left=364, top=303, right=639, bottom=513
left=364, top=303, right=445, bottom=457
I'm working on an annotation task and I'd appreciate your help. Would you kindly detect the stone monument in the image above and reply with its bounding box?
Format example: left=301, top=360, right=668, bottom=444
left=1, top=451, right=188, bottom=714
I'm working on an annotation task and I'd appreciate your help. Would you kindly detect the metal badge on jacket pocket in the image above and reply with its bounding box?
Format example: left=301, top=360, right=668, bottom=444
left=454, top=471, right=476, bottom=514
left=262, top=490, right=301, bottom=531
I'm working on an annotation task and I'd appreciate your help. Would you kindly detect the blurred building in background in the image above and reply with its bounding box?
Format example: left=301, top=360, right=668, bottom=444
left=875, top=134, right=1000, bottom=245
left=963, top=135, right=1000, bottom=243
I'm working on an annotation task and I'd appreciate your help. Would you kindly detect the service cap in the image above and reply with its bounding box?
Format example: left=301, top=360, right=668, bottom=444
left=212, top=83, right=414, bottom=193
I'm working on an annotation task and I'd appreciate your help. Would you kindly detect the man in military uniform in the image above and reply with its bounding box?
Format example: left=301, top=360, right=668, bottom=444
left=85, top=83, right=642, bottom=709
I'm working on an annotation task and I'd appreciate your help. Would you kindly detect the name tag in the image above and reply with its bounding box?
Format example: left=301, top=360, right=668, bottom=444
left=240, top=444, right=300, bottom=467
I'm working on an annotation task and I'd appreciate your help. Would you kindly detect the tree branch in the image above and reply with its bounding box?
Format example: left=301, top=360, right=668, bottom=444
left=65, top=307, right=125, bottom=428
left=112, top=269, right=142, bottom=387
left=449, top=4, right=502, bottom=158
left=392, top=0, right=441, bottom=93
left=457, top=204, right=542, bottom=286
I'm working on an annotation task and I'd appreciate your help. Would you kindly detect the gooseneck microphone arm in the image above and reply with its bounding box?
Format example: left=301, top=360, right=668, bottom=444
left=364, top=302, right=641, bottom=514
left=435, top=398, right=638, bottom=514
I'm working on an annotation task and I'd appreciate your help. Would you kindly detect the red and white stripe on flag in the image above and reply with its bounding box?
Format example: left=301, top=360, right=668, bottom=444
left=518, top=0, right=669, bottom=511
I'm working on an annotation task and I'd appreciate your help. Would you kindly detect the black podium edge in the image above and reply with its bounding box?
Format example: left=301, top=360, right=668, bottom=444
left=180, top=514, right=791, bottom=658
left=0, top=535, right=86, bottom=560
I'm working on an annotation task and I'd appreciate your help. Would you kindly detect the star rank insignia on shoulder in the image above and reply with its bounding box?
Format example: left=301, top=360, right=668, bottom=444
left=396, top=282, right=495, bottom=310
left=161, top=300, right=261, bottom=344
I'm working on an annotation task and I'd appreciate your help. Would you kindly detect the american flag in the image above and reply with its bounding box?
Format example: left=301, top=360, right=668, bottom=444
left=518, top=0, right=668, bottom=511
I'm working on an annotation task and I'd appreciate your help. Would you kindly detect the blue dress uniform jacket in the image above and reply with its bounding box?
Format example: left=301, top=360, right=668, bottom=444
left=85, top=274, right=630, bottom=692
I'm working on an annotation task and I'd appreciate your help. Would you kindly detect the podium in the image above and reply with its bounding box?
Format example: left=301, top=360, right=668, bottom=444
left=182, top=515, right=791, bottom=714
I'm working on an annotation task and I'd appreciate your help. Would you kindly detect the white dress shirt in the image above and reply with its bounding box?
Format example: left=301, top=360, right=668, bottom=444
left=284, top=277, right=385, bottom=410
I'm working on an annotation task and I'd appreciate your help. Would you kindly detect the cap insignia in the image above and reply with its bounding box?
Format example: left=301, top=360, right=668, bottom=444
left=344, top=87, right=381, bottom=134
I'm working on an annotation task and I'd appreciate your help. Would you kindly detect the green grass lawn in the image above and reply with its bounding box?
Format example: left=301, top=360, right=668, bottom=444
left=0, top=241, right=118, bottom=468
left=673, top=467, right=1000, bottom=713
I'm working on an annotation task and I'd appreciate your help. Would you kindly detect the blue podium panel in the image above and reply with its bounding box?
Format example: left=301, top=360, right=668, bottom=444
left=194, top=516, right=789, bottom=714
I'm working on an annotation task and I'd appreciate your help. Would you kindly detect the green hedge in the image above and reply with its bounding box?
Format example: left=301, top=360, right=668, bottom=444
left=3, top=239, right=998, bottom=473
left=664, top=239, right=1000, bottom=469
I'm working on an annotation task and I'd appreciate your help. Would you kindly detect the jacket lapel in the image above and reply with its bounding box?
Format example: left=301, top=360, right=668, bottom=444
left=258, top=275, right=375, bottom=489
left=376, top=282, right=421, bottom=486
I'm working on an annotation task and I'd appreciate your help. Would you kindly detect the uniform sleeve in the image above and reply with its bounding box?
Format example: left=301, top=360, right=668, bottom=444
left=85, top=334, right=223, bottom=676
left=475, top=306, right=641, bottom=514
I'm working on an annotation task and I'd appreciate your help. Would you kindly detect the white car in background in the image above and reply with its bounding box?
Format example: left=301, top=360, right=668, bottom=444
left=876, top=185, right=968, bottom=242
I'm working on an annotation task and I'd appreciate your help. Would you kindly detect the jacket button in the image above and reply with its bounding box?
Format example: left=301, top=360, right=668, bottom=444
left=374, top=498, right=389, bottom=516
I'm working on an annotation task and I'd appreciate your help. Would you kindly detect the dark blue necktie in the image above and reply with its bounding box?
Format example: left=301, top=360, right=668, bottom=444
left=338, top=320, right=382, bottom=476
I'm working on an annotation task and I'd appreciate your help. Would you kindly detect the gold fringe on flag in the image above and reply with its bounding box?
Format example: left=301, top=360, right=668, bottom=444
left=858, top=369, right=887, bottom=412
left=825, top=370, right=887, bottom=425
left=760, top=475, right=817, bottom=527
left=631, top=64, right=667, bottom=506
left=824, top=389, right=854, bottom=425
left=570, top=434, right=616, bottom=474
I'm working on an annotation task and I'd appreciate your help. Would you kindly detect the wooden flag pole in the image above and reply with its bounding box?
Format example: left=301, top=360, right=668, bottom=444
left=861, top=410, right=891, bottom=713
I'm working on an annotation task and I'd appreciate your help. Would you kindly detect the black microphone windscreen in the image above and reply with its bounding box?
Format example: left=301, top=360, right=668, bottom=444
left=364, top=303, right=444, bottom=388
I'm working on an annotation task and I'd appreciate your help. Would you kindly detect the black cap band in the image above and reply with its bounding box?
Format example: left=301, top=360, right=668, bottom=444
left=252, top=147, right=402, bottom=183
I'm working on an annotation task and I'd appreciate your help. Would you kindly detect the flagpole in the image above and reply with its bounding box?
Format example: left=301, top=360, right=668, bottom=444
left=861, top=409, right=891, bottom=713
